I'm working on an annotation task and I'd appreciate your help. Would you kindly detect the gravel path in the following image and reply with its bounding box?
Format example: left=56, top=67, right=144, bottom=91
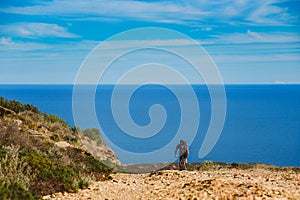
left=44, top=167, right=300, bottom=200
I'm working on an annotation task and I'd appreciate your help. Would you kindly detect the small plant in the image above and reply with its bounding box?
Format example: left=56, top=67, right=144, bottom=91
left=0, top=181, right=38, bottom=200
left=0, top=145, right=35, bottom=191
left=67, top=136, right=78, bottom=144
left=18, top=114, right=36, bottom=130
left=198, top=160, right=222, bottom=171
left=78, top=173, right=94, bottom=189
left=50, top=133, right=60, bottom=141
left=231, top=162, right=255, bottom=170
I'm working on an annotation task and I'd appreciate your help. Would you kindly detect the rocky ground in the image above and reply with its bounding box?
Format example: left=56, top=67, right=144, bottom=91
left=44, top=163, right=300, bottom=200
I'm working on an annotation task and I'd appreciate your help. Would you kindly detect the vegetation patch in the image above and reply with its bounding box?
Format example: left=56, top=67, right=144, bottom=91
left=82, top=128, right=106, bottom=146
left=0, top=97, right=113, bottom=198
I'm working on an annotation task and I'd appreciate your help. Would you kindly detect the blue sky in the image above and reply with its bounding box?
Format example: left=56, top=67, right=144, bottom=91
left=0, top=0, right=299, bottom=84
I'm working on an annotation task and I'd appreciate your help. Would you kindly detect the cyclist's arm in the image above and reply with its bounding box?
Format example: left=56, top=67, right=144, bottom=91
left=174, top=145, right=179, bottom=157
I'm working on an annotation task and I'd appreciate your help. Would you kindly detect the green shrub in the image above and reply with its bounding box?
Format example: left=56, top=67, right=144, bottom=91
left=20, top=147, right=112, bottom=194
left=21, top=149, right=79, bottom=193
left=0, top=145, right=6, bottom=158
left=43, top=113, right=69, bottom=128
left=0, top=97, right=113, bottom=196
left=0, top=145, right=35, bottom=191
left=236, top=163, right=255, bottom=170
left=0, top=180, right=39, bottom=200
left=0, top=97, right=40, bottom=115
left=67, top=136, right=78, bottom=144
left=17, top=114, right=36, bottom=129
left=0, top=144, right=112, bottom=196
left=78, top=174, right=94, bottom=189
left=198, top=160, right=222, bottom=171
left=78, top=179, right=90, bottom=189
left=83, top=128, right=104, bottom=145
left=50, top=133, right=60, bottom=141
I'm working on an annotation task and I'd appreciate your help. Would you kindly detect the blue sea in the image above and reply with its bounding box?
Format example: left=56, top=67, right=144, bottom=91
left=0, top=84, right=299, bottom=166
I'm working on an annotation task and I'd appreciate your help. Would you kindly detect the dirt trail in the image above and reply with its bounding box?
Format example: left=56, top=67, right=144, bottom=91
left=44, top=166, right=300, bottom=200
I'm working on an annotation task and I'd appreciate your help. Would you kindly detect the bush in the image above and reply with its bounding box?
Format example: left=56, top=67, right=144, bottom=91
left=50, top=133, right=60, bottom=141
left=0, top=181, right=38, bottom=200
left=0, top=145, right=35, bottom=191
left=78, top=174, right=94, bottom=189
left=43, top=113, right=69, bottom=128
left=67, top=136, right=78, bottom=144
left=0, top=97, right=40, bottom=115
left=0, top=97, right=113, bottom=196
left=83, top=128, right=104, bottom=145
left=20, top=149, right=79, bottom=194
left=20, top=147, right=112, bottom=195
left=0, top=145, right=38, bottom=199
left=198, top=161, right=222, bottom=171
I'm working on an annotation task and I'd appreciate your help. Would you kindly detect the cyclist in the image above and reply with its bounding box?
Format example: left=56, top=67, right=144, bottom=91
left=174, top=140, right=189, bottom=170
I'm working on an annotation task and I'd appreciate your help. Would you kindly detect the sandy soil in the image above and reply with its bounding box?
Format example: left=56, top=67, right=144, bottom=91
left=44, top=164, right=300, bottom=200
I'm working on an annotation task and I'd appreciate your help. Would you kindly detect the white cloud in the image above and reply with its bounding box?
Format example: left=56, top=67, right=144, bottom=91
left=0, top=23, right=78, bottom=38
left=0, top=0, right=208, bottom=24
left=91, top=39, right=199, bottom=51
left=0, top=0, right=297, bottom=26
left=246, top=0, right=296, bottom=25
left=1, top=36, right=299, bottom=84
left=0, top=40, right=50, bottom=51
left=200, top=27, right=213, bottom=32
left=1, top=30, right=299, bottom=52
left=204, top=30, right=300, bottom=44
left=0, top=39, right=98, bottom=52
left=0, top=37, right=14, bottom=45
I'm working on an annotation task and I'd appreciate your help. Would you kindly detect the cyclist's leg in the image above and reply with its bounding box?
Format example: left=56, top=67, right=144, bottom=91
left=182, top=158, right=187, bottom=170
left=179, top=156, right=183, bottom=170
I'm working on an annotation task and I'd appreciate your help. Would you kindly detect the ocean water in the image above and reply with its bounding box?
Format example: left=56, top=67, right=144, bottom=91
left=0, top=84, right=299, bottom=166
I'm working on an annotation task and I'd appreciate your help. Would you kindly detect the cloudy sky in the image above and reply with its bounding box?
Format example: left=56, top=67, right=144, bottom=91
left=0, top=0, right=299, bottom=84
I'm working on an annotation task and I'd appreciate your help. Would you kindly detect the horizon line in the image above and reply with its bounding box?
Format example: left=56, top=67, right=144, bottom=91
left=0, top=83, right=299, bottom=85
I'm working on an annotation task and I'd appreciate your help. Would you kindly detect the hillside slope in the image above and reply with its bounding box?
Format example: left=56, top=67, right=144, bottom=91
left=0, top=97, right=119, bottom=199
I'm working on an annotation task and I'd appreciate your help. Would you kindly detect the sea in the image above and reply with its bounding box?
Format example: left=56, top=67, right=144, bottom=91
left=0, top=84, right=299, bottom=166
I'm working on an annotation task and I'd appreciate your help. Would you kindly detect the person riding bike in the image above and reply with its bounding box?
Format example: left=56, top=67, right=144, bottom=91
left=174, top=140, right=189, bottom=170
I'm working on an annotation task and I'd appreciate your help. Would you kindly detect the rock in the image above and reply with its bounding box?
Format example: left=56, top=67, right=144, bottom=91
left=80, top=136, right=121, bottom=165
left=42, top=195, right=51, bottom=199
left=29, top=129, right=43, bottom=136
left=55, top=141, right=71, bottom=148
